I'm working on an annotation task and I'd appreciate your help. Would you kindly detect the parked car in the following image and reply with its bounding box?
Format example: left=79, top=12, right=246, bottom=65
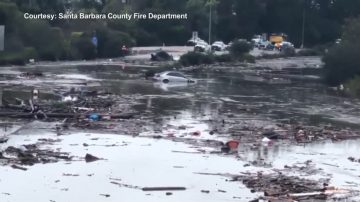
left=258, top=40, right=271, bottom=49
left=265, top=43, right=275, bottom=50
left=211, top=41, right=226, bottom=51
left=150, top=50, right=173, bottom=61
left=153, top=71, right=195, bottom=83
left=186, top=37, right=206, bottom=46
left=194, top=41, right=210, bottom=52
left=278, top=41, right=294, bottom=51
left=251, top=35, right=262, bottom=44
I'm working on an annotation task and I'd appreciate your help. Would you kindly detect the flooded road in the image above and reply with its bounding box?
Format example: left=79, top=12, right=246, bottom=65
left=1, top=57, right=360, bottom=201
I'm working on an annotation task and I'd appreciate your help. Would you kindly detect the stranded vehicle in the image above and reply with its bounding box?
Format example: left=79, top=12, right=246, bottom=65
left=153, top=71, right=195, bottom=83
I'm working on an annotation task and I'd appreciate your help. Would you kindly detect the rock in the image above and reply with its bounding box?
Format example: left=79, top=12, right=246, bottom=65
left=11, top=164, right=27, bottom=171
left=0, top=137, right=8, bottom=144
left=262, top=131, right=280, bottom=139
left=166, top=192, right=172, bottom=196
left=348, top=157, right=356, bottom=162
left=85, top=154, right=100, bottom=163
left=192, top=131, right=201, bottom=136
left=221, top=146, right=230, bottom=153
left=150, top=51, right=173, bottom=61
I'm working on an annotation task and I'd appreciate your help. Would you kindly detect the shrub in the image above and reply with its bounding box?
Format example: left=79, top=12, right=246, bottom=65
left=179, top=52, right=214, bottom=66
left=0, top=52, right=26, bottom=66
left=281, top=46, right=296, bottom=57
left=19, top=20, right=66, bottom=61
left=345, top=76, right=360, bottom=97
left=323, top=17, right=360, bottom=85
left=97, top=30, right=135, bottom=58
left=229, top=40, right=252, bottom=58
left=240, top=54, right=256, bottom=63
left=71, top=34, right=97, bottom=60
left=214, top=54, right=232, bottom=63
left=323, top=40, right=360, bottom=85
left=297, top=49, right=320, bottom=56
left=22, top=47, right=38, bottom=60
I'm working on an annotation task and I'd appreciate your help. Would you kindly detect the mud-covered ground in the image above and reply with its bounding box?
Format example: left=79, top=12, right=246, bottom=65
left=1, top=56, right=360, bottom=202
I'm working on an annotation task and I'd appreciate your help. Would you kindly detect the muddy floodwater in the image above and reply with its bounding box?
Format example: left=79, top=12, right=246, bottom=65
left=1, top=57, right=360, bottom=201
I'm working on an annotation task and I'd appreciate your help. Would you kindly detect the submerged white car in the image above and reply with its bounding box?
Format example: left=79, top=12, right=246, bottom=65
left=153, top=71, right=195, bottom=83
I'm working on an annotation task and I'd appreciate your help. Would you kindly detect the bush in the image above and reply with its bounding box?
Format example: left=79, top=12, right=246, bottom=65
left=0, top=51, right=26, bottom=66
left=323, top=41, right=360, bottom=85
left=345, top=76, right=360, bottom=97
left=214, top=54, right=232, bottom=63
left=297, top=49, right=320, bottom=56
left=179, top=52, right=214, bottom=66
left=240, top=54, right=256, bottom=63
left=22, top=47, right=38, bottom=60
left=281, top=46, right=296, bottom=57
left=97, top=30, right=135, bottom=58
left=229, top=40, right=253, bottom=58
left=19, top=20, right=66, bottom=61
left=71, top=34, right=97, bottom=60
left=323, top=17, right=360, bottom=85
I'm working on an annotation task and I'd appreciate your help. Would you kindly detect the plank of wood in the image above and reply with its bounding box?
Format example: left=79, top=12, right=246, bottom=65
left=142, top=187, right=186, bottom=191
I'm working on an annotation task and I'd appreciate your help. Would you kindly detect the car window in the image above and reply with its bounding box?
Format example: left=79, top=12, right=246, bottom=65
left=167, top=72, right=185, bottom=78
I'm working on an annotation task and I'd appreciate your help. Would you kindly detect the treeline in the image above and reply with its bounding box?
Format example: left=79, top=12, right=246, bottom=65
left=323, top=17, right=360, bottom=96
left=1, top=0, right=360, bottom=64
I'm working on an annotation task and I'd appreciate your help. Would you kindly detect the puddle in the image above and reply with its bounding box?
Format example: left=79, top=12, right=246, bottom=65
left=0, top=132, right=259, bottom=202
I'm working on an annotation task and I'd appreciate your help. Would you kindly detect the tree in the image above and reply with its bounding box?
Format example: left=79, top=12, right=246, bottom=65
left=186, top=0, right=208, bottom=40
left=323, top=17, right=360, bottom=85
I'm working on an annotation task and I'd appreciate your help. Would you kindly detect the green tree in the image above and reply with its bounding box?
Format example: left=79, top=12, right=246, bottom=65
left=323, top=17, right=360, bottom=85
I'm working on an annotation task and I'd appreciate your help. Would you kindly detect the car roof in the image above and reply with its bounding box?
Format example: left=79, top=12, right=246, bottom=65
left=160, top=71, right=184, bottom=75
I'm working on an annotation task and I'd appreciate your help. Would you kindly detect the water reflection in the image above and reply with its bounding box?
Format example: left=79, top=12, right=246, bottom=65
left=2, top=63, right=360, bottom=128
left=238, top=139, right=360, bottom=168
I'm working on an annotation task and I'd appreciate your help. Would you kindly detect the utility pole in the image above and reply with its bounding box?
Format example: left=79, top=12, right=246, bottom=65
left=208, top=3, right=212, bottom=45
left=207, top=0, right=218, bottom=46
left=300, top=1, right=306, bottom=49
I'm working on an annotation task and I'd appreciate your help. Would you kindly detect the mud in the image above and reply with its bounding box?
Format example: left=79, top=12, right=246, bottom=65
left=0, top=57, right=360, bottom=201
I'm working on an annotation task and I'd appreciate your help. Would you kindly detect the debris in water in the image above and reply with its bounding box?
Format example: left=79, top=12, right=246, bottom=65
left=142, top=187, right=186, bottom=191
left=0, top=137, right=8, bottom=143
left=192, top=131, right=201, bottom=136
left=226, top=140, right=240, bottom=149
left=85, top=153, right=100, bottom=163
left=11, top=164, right=27, bottom=171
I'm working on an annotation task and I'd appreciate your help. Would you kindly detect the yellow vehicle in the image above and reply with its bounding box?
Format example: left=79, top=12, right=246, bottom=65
left=269, top=33, right=287, bottom=44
